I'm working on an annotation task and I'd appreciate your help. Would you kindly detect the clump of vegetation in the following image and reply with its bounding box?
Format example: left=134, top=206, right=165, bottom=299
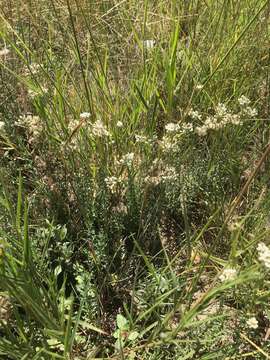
left=1, top=0, right=270, bottom=358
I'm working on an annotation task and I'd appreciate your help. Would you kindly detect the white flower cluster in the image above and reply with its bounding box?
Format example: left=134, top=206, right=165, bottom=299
left=227, top=219, right=241, bottom=232
left=246, top=317, right=258, bottom=329
left=216, top=103, right=228, bottom=117
left=120, top=152, right=134, bottom=166
left=164, top=121, right=194, bottom=138
left=160, top=97, right=257, bottom=147
left=181, top=123, right=193, bottom=133
left=0, top=48, right=10, bottom=57
left=68, top=117, right=78, bottom=131
left=257, top=242, right=270, bottom=269
left=161, top=166, right=178, bottom=182
left=238, top=95, right=250, bottom=106
left=188, top=109, right=202, bottom=120
left=244, top=106, right=258, bottom=117
left=135, top=134, right=156, bottom=145
left=165, top=123, right=180, bottom=132
left=194, top=103, right=243, bottom=137
left=91, top=119, right=109, bottom=138
left=0, top=121, right=5, bottom=132
left=16, top=114, right=42, bottom=142
left=238, top=96, right=257, bottom=117
left=219, top=268, right=237, bottom=282
left=23, top=63, right=40, bottom=76
left=195, top=84, right=203, bottom=90
left=68, top=114, right=90, bottom=137
left=144, top=163, right=179, bottom=186
left=143, top=40, right=155, bottom=49
left=160, top=135, right=179, bottom=153
left=105, top=176, right=119, bottom=193
left=80, top=112, right=91, bottom=119
left=135, top=134, right=148, bottom=144
left=116, top=121, right=123, bottom=128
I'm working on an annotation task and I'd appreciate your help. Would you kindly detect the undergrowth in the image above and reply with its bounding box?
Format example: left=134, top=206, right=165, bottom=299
left=0, top=0, right=270, bottom=359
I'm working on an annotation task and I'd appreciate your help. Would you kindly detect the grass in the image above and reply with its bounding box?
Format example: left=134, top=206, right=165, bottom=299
left=0, top=0, right=270, bottom=358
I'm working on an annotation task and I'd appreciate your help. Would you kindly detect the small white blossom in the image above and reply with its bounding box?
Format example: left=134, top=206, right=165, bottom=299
left=30, top=63, right=40, bottom=74
left=195, top=84, right=203, bottom=90
left=227, top=220, right=241, bottom=232
left=257, top=242, right=270, bottom=268
left=181, top=123, right=193, bottom=132
left=216, top=103, right=228, bottom=117
left=230, top=114, right=242, bottom=125
left=92, top=120, right=109, bottom=137
left=160, top=136, right=177, bottom=152
left=195, top=125, right=207, bottom=137
left=143, top=40, right=155, bottom=49
left=23, top=63, right=40, bottom=76
left=80, top=112, right=91, bottom=119
left=120, top=152, right=134, bottom=166
left=105, top=176, right=118, bottom=192
left=0, top=48, right=10, bottom=57
left=238, top=95, right=251, bottom=106
left=219, top=268, right=237, bottom=282
left=0, top=121, right=5, bottom=131
left=190, top=103, right=245, bottom=137
left=244, top=106, right=257, bottom=117
left=161, top=166, right=178, bottom=182
left=165, top=123, right=180, bottom=132
left=16, top=114, right=42, bottom=143
left=246, top=317, right=258, bottom=329
left=188, top=109, right=202, bottom=120
left=204, top=116, right=218, bottom=129
left=68, top=118, right=80, bottom=131
left=144, top=175, right=161, bottom=186
left=135, top=134, right=149, bottom=144
left=116, top=121, right=123, bottom=128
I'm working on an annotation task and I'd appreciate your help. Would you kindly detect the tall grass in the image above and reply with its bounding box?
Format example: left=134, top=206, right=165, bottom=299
left=0, top=0, right=270, bottom=358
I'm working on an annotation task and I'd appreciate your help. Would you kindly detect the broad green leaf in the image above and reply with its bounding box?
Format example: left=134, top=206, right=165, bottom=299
left=116, top=314, right=129, bottom=330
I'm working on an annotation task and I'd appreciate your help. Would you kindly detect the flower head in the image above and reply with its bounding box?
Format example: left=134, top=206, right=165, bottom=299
left=195, top=125, right=207, bottom=137
left=24, top=63, right=40, bottom=76
left=181, top=123, right=193, bottom=133
left=120, top=153, right=134, bottom=166
left=195, top=84, right=203, bottom=90
left=165, top=123, right=180, bottom=132
left=246, top=317, right=258, bottom=329
left=135, top=134, right=150, bottom=144
left=0, top=121, right=5, bottom=132
left=227, top=219, right=241, bottom=232
left=143, top=40, right=155, bottom=49
left=16, top=114, right=42, bottom=143
left=257, top=242, right=270, bottom=268
left=80, top=112, right=91, bottom=119
left=244, top=106, right=257, bottom=117
left=116, top=121, right=123, bottom=128
left=105, top=176, right=118, bottom=192
left=219, top=268, right=237, bottom=282
left=92, top=120, right=109, bottom=137
left=204, top=116, right=218, bottom=130
left=216, top=103, right=228, bottom=117
left=0, top=48, right=10, bottom=57
left=160, top=136, right=177, bottom=152
left=238, top=95, right=251, bottom=106
left=188, top=109, right=202, bottom=120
